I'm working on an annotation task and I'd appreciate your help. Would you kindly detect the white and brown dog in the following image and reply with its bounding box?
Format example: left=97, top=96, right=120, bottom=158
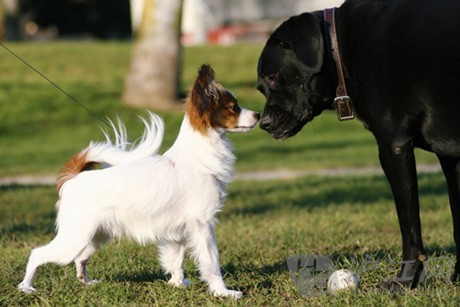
left=18, top=64, right=260, bottom=299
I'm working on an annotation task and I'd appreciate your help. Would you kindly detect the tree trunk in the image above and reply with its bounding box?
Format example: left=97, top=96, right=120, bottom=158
left=123, top=0, right=183, bottom=110
left=2, top=0, right=20, bottom=40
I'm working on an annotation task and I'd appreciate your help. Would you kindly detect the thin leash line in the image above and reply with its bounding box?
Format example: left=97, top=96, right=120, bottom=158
left=0, top=41, right=112, bottom=128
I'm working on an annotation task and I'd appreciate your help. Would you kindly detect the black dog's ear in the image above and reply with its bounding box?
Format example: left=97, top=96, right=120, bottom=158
left=273, top=12, right=324, bottom=73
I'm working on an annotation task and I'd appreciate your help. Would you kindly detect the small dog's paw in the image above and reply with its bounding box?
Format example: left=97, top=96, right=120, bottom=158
left=168, top=278, right=192, bottom=288
left=213, top=289, right=243, bottom=299
left=79, top=276, right=101, bottom=285
left=86, top=279, right=101, bottom=285
left=18, top=282, right=36, bottom=294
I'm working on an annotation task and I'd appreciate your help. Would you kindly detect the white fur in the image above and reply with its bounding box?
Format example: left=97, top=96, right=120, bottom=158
left=85, top=112, right=165, bottom=168
left=229, top=107, right=263, bottom=132
left=18, top=110, right=259, bottom=299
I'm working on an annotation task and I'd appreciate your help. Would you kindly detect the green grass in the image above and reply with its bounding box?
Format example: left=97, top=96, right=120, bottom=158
left=0, top=41, right=438, bottom=177
left=1, top=172, right=459, bottom=305
left=0, top=42, right=455, bottom=305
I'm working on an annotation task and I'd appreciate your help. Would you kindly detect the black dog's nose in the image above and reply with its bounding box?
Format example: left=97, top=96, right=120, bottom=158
left=259, top=115, right=272, bottom=130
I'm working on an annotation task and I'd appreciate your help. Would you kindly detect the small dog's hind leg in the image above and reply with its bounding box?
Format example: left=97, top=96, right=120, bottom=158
left=75, top=231, right=109, bottom=285
left=159, top=241, right=191, bottom=287
left=75, top=244, right=100, bottom=285
left=189, top=222, right=242, bottom=299
left=18, top=233, right=87, bottom=293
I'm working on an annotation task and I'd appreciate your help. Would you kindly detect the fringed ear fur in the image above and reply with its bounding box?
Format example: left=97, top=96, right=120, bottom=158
left=186, top=64, right=223, bottom=134
left=196, top=64, right=216, bottom=91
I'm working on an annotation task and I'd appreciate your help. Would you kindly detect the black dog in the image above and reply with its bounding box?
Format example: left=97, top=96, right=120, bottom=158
left=258, top=0, right=460, bottom=289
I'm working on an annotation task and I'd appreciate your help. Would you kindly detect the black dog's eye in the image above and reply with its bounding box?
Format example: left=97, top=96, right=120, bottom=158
left=267, top=74, right=277, bottom=82
left=265, top=73, right=279, bottom=89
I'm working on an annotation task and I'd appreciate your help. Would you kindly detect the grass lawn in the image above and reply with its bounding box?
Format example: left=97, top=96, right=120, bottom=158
left=0, top=42, right=456, bottom=305
left=1, top=172, right=459, bottom=305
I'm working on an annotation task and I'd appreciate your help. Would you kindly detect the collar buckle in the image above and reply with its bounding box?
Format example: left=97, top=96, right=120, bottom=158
left=334, top=96, right=355, bottom=121
left=324, top=8, right=355, bottom=122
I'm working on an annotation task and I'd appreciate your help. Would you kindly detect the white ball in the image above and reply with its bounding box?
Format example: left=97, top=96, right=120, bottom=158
left=327, top=269, right=359, bottom=295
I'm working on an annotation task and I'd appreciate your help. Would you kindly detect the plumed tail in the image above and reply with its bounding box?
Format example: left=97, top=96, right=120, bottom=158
left=93, top=111, right=165, bottom=165
left=56, top=111, right=164, bottom=192
left=56, top=150, right=98, bottom=191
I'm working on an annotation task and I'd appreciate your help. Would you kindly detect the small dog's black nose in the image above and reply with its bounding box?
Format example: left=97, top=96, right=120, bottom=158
left=259, top=115, right=272, bottom=131
left=254, top=112, right=261, bottom=121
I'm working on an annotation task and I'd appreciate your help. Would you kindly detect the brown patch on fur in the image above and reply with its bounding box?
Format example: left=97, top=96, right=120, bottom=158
left=56, top=149, right=98, bottom=191
left=209, top=90, right=240, bottom=129
left=186, top=64, right=241, bottom=134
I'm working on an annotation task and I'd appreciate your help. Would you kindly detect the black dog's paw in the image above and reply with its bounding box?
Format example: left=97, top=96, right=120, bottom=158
left=382, top=279, right=413, bottom=294
left=450, top=261, right=460, bottom=283
left=382, top=259, right=425, bottom=293
left=451, top=272, right=460, bottom=283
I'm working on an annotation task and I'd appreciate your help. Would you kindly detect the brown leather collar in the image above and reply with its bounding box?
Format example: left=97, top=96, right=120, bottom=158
left=324, top=7, right=355, bottom=121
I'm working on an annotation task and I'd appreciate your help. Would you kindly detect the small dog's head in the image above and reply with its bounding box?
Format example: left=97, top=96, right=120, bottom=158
left=186, top=64, right=260, bottom=134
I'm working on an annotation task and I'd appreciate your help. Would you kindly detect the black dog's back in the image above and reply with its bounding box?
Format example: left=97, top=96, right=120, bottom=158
left=339, top=0, right=460, bottom=156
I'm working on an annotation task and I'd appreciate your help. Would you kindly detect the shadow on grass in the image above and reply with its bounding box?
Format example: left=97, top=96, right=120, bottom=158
left=227, top=172, right=448, bottom=216
left=1, top=184, right=57, bottom=236
left=0, top=183, right=50, bottom=192
left=329, top=245, right=457, bottom=266
left=266, top=246, right=457, bottom=290
left=238, top=137, right=374, bottom=158
left=110, top=269, right=167, bottom=283
left=4, top=220, right=55, bottom=236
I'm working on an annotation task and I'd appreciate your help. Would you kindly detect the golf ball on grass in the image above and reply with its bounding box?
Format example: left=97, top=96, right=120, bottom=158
left=327, top=269, right=359, bottom=295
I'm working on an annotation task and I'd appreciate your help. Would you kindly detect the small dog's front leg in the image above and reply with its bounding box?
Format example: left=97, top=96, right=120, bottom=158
left=159, top=241, right=191, bottom=287
left=189, top=222, right=242, bottom=299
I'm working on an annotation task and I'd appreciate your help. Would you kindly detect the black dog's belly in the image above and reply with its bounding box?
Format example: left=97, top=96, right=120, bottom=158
left=421, top=133, right=460, bottom=157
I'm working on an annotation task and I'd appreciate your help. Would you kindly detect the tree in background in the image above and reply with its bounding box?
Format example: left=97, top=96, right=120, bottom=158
left=2, top=0, right=20, bottom=40
left=123, top=0, right=184, bottom=110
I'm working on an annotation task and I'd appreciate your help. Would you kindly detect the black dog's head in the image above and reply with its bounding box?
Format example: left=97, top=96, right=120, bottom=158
left=257, top=12, right=335, bottom=139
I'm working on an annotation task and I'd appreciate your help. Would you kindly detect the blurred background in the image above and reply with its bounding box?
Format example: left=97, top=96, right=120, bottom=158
left=3, top=0, right=390, bottom=179
left=1, top=0, right=343, bottom=43
left=0, top=0, right=345, bottom=111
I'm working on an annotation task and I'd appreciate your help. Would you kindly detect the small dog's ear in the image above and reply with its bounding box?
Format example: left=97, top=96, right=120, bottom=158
left=187, top=64, right=220, bottom=133
left=191, top=64, right=218, bottom=116
left=196, top=64, right=216, bottom=89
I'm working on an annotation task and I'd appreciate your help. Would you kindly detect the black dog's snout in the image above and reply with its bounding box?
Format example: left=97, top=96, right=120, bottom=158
left=259, top=115, right=272, bottom=131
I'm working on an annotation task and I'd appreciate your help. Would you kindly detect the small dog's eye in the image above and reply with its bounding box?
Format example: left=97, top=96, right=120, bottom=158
left=231, top=105, right=240, bottom=113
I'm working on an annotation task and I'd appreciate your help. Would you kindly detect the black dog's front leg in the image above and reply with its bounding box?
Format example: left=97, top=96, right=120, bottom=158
left=437, top=155, right=460, bottom=282
left=378, top=140, right=427, bottom=289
